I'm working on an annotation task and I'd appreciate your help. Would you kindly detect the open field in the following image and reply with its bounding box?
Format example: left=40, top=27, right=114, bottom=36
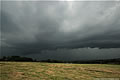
left=0, top=62, right=120, bottom=80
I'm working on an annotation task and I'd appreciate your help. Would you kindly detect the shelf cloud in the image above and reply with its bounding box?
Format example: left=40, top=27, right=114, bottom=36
left=1, top=1, right=120, bottom=60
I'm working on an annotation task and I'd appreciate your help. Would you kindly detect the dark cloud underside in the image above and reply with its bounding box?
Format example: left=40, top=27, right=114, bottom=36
left=1, top=1, right=120, bottom=60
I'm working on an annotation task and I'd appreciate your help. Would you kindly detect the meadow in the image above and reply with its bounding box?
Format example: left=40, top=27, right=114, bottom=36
left=0, top=62, right=120, bottom=80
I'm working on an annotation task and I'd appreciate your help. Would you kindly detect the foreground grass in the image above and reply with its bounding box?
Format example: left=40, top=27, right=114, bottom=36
left=0, top=62, right=120, bottom=80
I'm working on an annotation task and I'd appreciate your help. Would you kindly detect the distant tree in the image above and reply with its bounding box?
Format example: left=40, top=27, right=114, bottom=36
left=0, top=56, right=34, bottom=62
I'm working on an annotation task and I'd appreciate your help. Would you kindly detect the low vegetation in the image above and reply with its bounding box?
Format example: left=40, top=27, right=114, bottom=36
left=0, top=62, right=120, bottom=80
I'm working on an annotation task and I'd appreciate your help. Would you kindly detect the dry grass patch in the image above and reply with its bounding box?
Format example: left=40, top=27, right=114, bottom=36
left=0, top=62, right=120, bottom=80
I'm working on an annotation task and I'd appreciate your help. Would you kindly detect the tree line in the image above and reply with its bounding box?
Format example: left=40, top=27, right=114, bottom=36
left=0, top=56, right=120, bottom=64
left=0, top=56, right=36, bottom=62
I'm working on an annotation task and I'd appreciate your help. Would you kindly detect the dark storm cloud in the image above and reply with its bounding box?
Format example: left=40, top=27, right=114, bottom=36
left=27, top=48, right=120, bottom=61
left=1, top=1, right=120, bottom=59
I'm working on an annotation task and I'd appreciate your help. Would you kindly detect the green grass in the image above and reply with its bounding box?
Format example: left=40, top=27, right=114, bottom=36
left=0, top=62, right=120, bottom=80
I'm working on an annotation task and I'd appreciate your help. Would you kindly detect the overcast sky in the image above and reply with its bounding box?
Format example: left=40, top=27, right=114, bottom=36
left=1, top=1, right=120, bottom=60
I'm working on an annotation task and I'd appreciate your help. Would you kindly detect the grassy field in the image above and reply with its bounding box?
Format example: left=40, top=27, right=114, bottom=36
left=0, top=62, right=120, bottom=80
